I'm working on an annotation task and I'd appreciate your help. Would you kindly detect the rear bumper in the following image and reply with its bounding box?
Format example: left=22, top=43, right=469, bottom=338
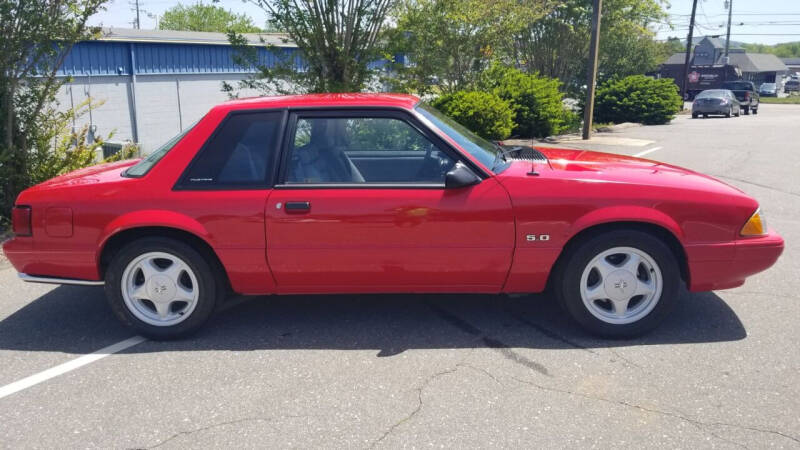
left=686, top=230, right=784, bottom=291
left=2, top=237, right=101, bottom=282
left=18, top=273, right=104, bottom=286
left=693, top=105, right=731, bottom=114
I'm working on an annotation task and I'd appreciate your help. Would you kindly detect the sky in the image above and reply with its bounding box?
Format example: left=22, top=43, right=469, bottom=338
left=88, top=0, right=800, bottom=45
left=655, top=0, right=800, bottom=45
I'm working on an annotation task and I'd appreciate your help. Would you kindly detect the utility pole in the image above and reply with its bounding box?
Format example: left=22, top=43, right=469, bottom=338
left=724, top=0, right=733, bottom=57
left=582, top=0, right=602, bottom=140
left=135, top=0, right=141, bottom=29
left=681, top=0, right=699, bottom=100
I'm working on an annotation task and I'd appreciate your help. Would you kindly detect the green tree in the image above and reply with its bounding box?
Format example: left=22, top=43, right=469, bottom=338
left=741, top=42, right=800, bottom=58
left=385, top=0, right=551, bottom=95
left=514, top=0, right=667, bottom=92
left=226, top=0, right=394, bottom=95
left=0, top=0, right=107, bottom=222
left=159, top=2, right=262, bottom=33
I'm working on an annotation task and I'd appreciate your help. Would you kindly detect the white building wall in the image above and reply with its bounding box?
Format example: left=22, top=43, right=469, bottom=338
left=58, top=73, right=265, bottom=154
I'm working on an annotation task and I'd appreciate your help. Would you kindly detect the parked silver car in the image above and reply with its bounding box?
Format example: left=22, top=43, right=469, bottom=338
left=691, top=89, right=741, bottom=118
left=759, top=83, right=778, bottom=97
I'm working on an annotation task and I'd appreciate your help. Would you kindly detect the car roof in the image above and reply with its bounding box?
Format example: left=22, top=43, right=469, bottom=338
left=214, top=93, right=421, bottom=112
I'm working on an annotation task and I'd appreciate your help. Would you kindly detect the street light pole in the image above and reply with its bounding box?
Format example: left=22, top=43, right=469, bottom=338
left=681, top=0, right=699, bottom=100
left=582, top=0, right=603, bottom=140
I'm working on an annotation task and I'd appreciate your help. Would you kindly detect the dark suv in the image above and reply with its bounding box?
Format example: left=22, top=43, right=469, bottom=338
left=721, top=81, right=759, bottom=115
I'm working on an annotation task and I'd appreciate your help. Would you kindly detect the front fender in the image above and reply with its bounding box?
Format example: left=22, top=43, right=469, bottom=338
left=565, top=205, right=685, bottom=244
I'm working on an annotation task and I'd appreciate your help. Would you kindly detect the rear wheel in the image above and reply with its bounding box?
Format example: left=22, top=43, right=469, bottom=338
left=105, top=237, right=221, bottom=339
left=553, top=230, right=680, bottom=337
left=743, top=106, right=750, bottom=115
left=691, top=113, right=699, bottom=118
left=752, top=107, right=758, bottom=115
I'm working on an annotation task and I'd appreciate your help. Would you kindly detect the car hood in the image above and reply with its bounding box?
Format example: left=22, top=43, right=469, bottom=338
left=497, top=147, right=747, bottom=197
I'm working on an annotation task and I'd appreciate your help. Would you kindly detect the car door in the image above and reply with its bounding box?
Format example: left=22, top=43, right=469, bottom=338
left=265, top=109, right=515, bottom=293
left=169, top=109, right=286, bottom=294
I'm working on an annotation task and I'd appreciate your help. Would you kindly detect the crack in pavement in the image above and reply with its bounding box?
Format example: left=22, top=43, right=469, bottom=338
left=140, top=414, right=310, bottom=449
left=502, top=305, right=596, bottom=354
left=711, top=174, right=800, bottom=198
left=368, top=360, right=508, bottom=449
left=426, top=302, right=550, bottom=376
left=503, top=303, right=656, bottom=376
left=511, top=375, right=799, bottom=448
left=367, top=365, right=462, bottom=449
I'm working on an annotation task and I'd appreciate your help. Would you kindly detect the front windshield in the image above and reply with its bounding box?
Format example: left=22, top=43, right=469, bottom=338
left=124, top=121, right=198, bottom=177
left=415, top=102, right=501, bottom=170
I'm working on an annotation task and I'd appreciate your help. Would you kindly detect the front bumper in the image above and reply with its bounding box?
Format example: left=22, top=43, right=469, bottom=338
left=686, top=230, right=784, bottom=291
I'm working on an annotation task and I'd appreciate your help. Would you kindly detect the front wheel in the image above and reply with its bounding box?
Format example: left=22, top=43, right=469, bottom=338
left=105, top=237, right=221, bottom=339
left=553, top=230, right=680, bottom=337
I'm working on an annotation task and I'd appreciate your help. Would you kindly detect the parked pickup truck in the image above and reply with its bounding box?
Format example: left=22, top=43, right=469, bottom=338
left=722, top=81, right=759, bottom=115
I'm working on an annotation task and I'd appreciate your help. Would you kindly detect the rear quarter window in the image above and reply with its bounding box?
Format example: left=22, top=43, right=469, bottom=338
left=177, top=111, right=283, bottom=189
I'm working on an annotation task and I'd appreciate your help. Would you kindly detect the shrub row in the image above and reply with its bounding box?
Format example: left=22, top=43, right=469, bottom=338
left=431, top=72, right=683, bottom=140
left=432, top=65, right=576, bottom=140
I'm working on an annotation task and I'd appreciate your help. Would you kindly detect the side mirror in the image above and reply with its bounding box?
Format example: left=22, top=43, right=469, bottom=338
left=445, top=162, right=481, bottom=189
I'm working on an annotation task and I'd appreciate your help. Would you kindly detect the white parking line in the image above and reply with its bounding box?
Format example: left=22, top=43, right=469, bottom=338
left=633, top=146, right=663, bottom=158
left=0, top=336, right=146, bottom=399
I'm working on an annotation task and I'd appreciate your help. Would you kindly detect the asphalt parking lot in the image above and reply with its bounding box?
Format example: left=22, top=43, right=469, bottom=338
left=1, top=104, right=798, bottom=448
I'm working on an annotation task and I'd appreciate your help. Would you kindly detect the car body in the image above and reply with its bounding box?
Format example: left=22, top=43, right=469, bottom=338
left=692, top=89, right=741, bottom=118
left=721, top=81, right=759, bottom=114
left=3, top=94, right=784, bottom=339
left=785, top=79, right=800, bottom=93
left=758, top=83, right=777, bottom=97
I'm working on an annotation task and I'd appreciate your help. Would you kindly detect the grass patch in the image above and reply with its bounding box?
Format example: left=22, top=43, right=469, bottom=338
left=760, top=96, right=800, bottom=104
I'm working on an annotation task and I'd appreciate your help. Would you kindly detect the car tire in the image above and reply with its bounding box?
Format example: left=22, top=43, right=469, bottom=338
left=753, top=107, right=758, bottom=115
left=725, top=108, right=731, bottom=118
left=691, top=113, right=698, bottom=118
left=743, top=107, right=750, bottom=115
left=703, top=114, right=708, bottom=118
left=553, top=230, right=680, bottom=338
left=105, top=237, right=221, bottom=340
left=735, top=109, right=740, bottom=117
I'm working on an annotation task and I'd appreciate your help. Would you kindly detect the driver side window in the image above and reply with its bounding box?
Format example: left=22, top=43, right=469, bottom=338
left=285, top=115, right=455, bottom=184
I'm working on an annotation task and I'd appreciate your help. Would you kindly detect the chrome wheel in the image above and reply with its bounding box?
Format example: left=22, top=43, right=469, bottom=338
left=579, top=246, right=662, bottom=325
left=121, top=251, right=200, bottom=327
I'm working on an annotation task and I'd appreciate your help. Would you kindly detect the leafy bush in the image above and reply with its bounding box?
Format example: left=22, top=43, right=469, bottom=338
left=431, top=91, right=515, bottom=140
left=594, top=75, right=683, bottom=125
left=0, top=99, right=138, bottom=218
left=479, top=64, right=576, bottom=138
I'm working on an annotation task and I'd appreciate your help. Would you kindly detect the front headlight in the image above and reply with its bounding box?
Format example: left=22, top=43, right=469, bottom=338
left=741, top=207, right=768, bottom=236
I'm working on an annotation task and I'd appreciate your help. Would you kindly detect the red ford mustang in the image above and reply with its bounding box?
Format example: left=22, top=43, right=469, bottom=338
left=3, top=94, right=784, bottom=339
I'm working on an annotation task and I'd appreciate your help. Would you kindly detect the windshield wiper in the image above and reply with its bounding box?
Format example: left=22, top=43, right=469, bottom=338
left=490, top=143, right=525, bottom=171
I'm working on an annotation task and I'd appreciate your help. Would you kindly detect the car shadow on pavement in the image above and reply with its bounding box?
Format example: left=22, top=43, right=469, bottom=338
left=0, top=285, right=747, bottom=355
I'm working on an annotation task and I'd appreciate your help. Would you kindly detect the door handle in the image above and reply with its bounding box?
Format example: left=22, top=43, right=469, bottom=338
left=284, top=201, right=311, bottom=212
